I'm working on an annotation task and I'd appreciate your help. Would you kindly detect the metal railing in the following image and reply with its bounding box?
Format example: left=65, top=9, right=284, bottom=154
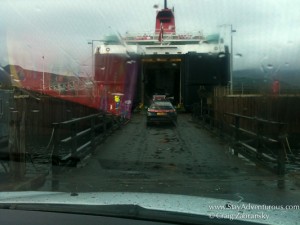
left=124, top=31, right=205, bottom=42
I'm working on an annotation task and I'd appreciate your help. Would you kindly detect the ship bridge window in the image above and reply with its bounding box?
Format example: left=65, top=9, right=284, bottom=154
left=157, top=11, right=173, bottom=17
left=160, top=19, right=171, bottom=23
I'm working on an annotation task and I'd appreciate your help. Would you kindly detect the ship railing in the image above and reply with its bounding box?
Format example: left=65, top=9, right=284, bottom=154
left=123, top=31, right=205, bottom=42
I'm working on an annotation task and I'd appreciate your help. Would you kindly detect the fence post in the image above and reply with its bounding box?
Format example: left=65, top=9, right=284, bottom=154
left=200, top=100, right=203, bottom=120
left=208, top=107, right=212, bottom=129
left=219, top=114, right=224, bottom=139
left=51, top=123, right=60, bottom=191
left=234, top=115, right=240, bottom=156
left=19, top=105, right=26, bottom=178
left=8, top=111, right=21, bottom=179
left=90, top=116, right=95, bottom=150
left=256, top=120, right=263, bottom=159
left=70, top=122, right=77, bottom=160
left=9, top=98, right=26, bottom=181
left=191, top=103, right=196, bottom=121
left=103, top=113, right=107, bottom=136
left=277, top=124, right=286, bottom=175
left=277, top=140, right=286, bottom=175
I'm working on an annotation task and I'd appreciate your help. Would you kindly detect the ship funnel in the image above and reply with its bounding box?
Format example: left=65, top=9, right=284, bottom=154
left=155, top=0, right=175, bottom=34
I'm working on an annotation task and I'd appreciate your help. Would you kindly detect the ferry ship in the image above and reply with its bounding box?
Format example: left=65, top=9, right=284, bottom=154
left=94, top=0, right=229, bottom=112
left=3, top=0, right=229, bottom=115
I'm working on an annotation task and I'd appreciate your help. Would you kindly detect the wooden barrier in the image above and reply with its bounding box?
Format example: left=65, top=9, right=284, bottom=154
left=192, top=102, right=290, bottom=175
left=224, top=113, right=287, bottom=175
left=9, top=100, right=26, bottom=179
left=51, top=113, right=121, bottom=166
left=50, top=113, right=122, bottom=190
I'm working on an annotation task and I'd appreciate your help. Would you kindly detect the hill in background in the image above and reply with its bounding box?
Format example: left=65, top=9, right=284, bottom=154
left=233, top=68, right=300, bottom=94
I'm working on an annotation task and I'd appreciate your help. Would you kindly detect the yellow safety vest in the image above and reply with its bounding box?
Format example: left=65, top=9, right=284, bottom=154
left=114, top=95, right=120, bottom=103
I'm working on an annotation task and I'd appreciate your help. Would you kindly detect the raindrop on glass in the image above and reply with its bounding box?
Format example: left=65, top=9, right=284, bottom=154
left=218, top=53, right=226, bottom=58
left=260, top=65, right=267, bottom=73
left=35, top=6, right=42, bottom=12
left=267, top=64, right=273, bottom=69
left=234, top=53, right=243, bottom=58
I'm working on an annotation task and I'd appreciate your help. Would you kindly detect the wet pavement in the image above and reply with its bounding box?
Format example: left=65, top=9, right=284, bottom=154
left=38, top=113, right=300, bottom=206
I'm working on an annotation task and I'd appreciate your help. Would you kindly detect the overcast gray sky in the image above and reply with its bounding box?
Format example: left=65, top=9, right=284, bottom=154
left=1, top=0, right=300, bottom=76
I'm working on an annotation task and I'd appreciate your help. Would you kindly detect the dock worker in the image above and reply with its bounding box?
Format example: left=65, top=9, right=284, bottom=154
left=272, top=79, right=280, bottom=95
left=114, top=95, right=121, bottom=110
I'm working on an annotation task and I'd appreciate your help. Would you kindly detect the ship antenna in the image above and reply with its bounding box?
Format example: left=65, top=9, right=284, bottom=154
left=164, top=0, right=167, bottom=9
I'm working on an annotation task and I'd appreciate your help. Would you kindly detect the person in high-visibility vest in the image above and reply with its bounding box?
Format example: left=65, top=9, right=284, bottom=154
left=272, top=80, right=280, bottom=95
left=114, top=95, right=121, bottom=110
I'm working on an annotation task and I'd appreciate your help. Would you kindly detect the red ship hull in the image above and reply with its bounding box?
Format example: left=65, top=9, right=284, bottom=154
left=6, top=52, right=138, bottom=118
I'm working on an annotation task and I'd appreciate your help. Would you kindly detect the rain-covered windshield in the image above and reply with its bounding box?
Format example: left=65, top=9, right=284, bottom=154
left=1, top=0, right=300, bottom=224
